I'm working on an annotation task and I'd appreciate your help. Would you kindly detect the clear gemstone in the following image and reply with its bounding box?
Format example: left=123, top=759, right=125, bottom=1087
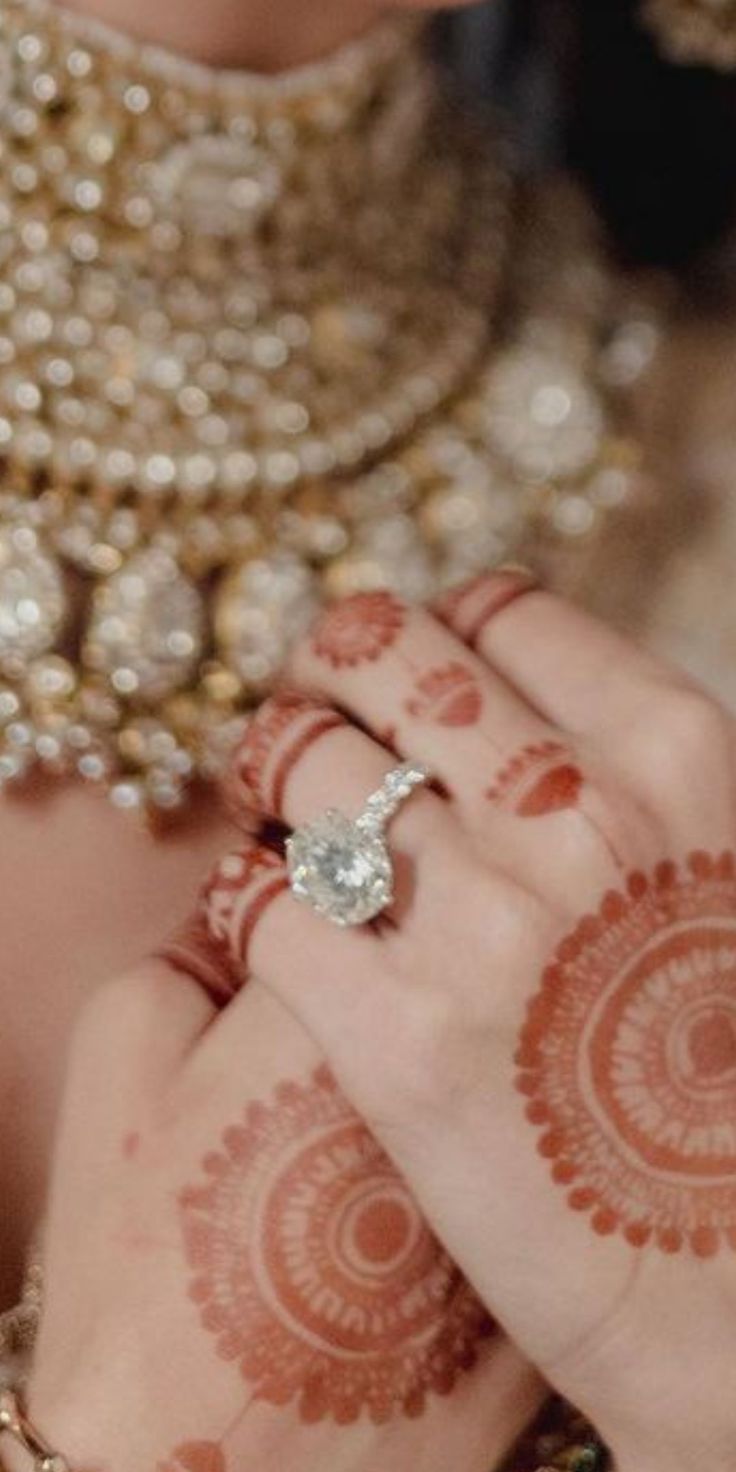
left=85, top=548, right=205, bottom=702
left=287, top=810, right=393, bottom=927
left=0, top=524, right=67, bottom=671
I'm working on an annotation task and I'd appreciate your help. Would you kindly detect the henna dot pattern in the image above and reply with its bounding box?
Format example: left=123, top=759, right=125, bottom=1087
left=517, top=852, right=736, bottom=1255
left=405, top=663, right=483, bottom=727
left=312, top=592, right=405, bottom=669
left=487, top=741, right=582, bottom=817
left=179, top=1066, right=491, bottom=1424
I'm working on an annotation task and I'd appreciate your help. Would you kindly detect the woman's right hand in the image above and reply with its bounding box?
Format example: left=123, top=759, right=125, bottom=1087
left=24, top=932, right=542, bottom=1472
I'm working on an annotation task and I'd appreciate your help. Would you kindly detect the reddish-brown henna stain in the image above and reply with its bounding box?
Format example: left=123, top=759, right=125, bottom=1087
left=487, top=742, right=583, bottom=817
left=158, top=1445, right=226, bottom=1472
left=517, top=851, right=736, bottom=1256
left=405, top=663, right=483, bottom=728
left=179, top=1066, right=492, bottom=1425
left=158, top=909, right=246, bottom=1006
left=201, top=847, right=288, bottom=980
left=122, top=1131, right=141, bottom=1160
left=433, top=570, right=538, bottom=649
left=223, top=692, right=344, bottom=825
left=312, top=592, right=406, bottom=669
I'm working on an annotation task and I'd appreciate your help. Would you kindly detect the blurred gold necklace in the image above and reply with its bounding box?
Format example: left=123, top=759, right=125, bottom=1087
left=0, top=0, right=654, bottom=819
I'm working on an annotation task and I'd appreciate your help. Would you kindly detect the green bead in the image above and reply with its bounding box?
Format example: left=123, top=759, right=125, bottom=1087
left=569, top=1447, right=600, bottom=1472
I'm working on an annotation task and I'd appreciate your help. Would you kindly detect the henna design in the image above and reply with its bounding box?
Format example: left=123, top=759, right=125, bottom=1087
left=201, top=846, right=288, bottom=978
left=158, top=1445, right=226, bottom=1472
left=223, top=691, right=344, bottom=825
left=158, top=910, right=245, bottom=1006
left=312, top=592, right=406, bottom=669
left=433, top=569, right=538, bottom=649
left=517, top=852, right=736, bottom=1256
left=487, top=742, right=583, bottom=817
left=405, top=663, right=483, bottom=728
left=180, top=1065, right=492, bottom=1425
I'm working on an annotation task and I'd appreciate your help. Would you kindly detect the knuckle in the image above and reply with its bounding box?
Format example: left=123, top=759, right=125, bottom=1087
left=654, top=688, right=732, bottom=771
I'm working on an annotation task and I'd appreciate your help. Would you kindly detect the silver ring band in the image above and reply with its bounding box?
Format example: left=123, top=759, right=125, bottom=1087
left=286, top=761, right=431, bottom=927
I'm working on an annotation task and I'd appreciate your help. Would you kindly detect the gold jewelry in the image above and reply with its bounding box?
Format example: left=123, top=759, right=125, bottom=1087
left=0, top=0, right=656, bottom=820
left=0, top=1388, right=70, bottom=1472
left=642, top=0, right=736, bottom=69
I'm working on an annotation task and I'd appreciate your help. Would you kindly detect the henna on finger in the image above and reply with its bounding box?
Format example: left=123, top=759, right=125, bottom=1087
left=160, top=1444, right=226, bottom=1472
left=405, top=662, right=484, bottom=729
left=433, top=569, right=539, bottom=650
left=223, top=691, right=345, bottom=827
left=311, top=591, right=406, bottom=670
left=485, top=741, right=625, bottom=869
left=486, top=742, right=583, bottom=818
left=202, top=845, right=289, bottom=981
left=179, top=1064, right=493, bottom=1426
left=157, top=912, right=245, bottom=1007
left=517, top=850, right=736, bottom=1257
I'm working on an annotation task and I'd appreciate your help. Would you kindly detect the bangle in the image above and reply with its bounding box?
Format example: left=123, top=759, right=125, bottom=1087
left=0, top=1389, right=69, bottom=1472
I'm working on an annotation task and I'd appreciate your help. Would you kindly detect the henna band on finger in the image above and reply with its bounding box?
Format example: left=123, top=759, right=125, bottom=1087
left=157, top=911, right=245, bottom=1006
left=202, top=844, right=289, bottom=977
left=433, top=568, right=539, bottom=650
left=223, top=690, right=345, bottom=828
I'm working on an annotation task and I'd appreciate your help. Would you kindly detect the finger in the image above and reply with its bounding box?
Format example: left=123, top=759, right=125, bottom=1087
left=222, top=691, right=468, bottom=935
left=156, top=910, right=246, bottom=1006
left=199, top=843, right=290, bottom=984
left=437, top=572, right=675, bottom=737
left=289, top=592, right=562, bottom=820
left=198, top=837, right=400, bottom=1070
left=432, top=566, right=540, bottom=644
left=221, top=690, right=344, bottom=830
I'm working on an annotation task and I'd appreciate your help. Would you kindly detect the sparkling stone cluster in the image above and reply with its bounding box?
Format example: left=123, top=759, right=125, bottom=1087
left=0, top=0, right=658, bottom=817
left=287, top=762, right=429, bottom=926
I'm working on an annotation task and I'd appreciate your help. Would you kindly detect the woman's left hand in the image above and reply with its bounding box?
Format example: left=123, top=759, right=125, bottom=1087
left=201, top=573, right=736, bottom=1472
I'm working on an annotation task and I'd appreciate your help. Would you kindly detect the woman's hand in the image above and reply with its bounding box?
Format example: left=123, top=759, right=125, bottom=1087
left=25, top=828, right=541, bottom=1468
left=197, top=573, right=736, bottom=1472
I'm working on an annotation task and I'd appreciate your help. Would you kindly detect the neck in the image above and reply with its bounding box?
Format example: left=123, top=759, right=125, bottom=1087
left=56, top=0, right=385, bottom=69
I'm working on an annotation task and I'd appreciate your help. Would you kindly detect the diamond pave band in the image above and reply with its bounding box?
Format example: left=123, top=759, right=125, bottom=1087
left=286, top=761, right=431, bottom=927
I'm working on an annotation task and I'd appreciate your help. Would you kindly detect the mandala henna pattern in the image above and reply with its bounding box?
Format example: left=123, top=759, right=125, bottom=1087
left=405, top=663, right=483, bottom=728
left=180, top=1066, right=492, bottom=1424
left=224, top=692, right=344, bottom=823
left=517, top=851, right=736, bottom=1256
left=487, top=742, right=583, bottom=817
left=312, top=592, right=406, bottom=669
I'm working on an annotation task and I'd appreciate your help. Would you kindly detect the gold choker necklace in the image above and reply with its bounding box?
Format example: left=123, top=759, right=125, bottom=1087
left=0, top=0, right=654, bottom=819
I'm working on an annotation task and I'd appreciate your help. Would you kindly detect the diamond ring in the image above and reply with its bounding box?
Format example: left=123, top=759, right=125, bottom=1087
left=286, top=761, right=432, bottom=927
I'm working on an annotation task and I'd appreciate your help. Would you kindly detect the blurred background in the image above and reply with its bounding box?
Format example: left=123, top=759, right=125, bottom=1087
left=442, top=0, right=736, bottom=270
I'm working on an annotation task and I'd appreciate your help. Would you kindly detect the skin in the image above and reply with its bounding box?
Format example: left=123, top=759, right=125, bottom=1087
left=28, top=574, right=736, bottom=1472
left=58, top=0, right=474, bottom=70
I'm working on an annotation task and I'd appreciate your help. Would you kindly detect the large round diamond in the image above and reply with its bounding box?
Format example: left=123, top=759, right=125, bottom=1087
left=287, top=811, right=393, bottom=927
